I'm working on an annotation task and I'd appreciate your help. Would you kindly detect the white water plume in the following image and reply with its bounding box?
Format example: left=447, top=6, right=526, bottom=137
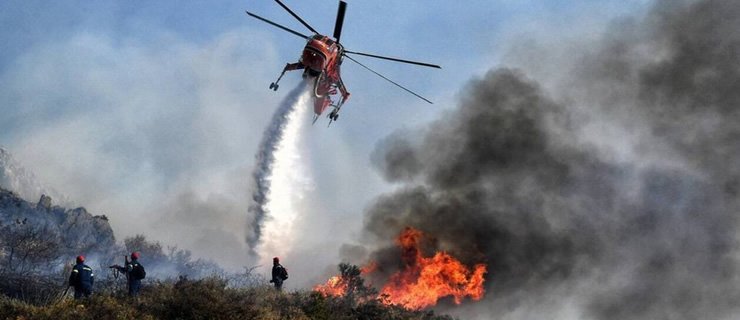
left=248, top=80, right=314, bottom=265
left=257, top=94, right=313, bottom=265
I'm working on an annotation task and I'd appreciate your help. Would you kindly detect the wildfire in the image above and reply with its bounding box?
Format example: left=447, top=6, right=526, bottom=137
left=314, top=274, right=348, bottom=296
left=313, top=262, right=377, bottom=297
left=314, top=227, right=487, bottom=310
left=380, top=227, right=487, bottom=309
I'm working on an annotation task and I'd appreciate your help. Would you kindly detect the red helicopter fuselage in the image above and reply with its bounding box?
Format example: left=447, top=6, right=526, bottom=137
left=300, top=35, right=349, bottom=118
left=271, top=34, right=350, bottom=123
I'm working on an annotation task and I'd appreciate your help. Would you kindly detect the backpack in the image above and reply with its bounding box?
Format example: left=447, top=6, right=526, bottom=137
left=131, top=262, right=146, bottom=280
left=280, top=266, right=288, bottom=280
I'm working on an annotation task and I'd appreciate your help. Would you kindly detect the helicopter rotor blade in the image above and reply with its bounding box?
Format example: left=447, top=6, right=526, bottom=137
left=333, top=1, right=347, bottom=43
left=344, top=50, right=441, bottom=69
left=274, top=0, right=319, bottom=34
left=344, top=54, right=433, bottom=104
left=245, top=11, right=309, bottom=39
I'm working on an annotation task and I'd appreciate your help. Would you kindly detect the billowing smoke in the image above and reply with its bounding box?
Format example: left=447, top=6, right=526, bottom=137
left=353, top=0, right=740, bottom=318
left=247, top=81, right=311, bottom=256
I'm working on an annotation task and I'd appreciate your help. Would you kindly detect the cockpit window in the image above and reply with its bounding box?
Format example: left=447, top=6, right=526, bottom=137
left=326, top=39, right=335, bottom=46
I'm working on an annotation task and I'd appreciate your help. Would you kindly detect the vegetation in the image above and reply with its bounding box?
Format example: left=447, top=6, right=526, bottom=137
left=0, top=193, right=455, bottom=319
left=0, top=275, right=454, bottom=320
left=0, top=222, right=224, bottom=305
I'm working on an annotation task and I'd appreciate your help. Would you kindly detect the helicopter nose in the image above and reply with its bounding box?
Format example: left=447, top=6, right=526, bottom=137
left=302, top=51, right=325, bottom=72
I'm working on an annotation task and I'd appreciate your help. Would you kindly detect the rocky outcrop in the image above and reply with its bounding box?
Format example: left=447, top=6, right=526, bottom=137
left=37, top=194, right=52, bottom=210
left=0, top=188, right=115, bottom=256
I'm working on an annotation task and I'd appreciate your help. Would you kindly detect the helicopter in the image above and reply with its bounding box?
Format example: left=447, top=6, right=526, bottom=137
left=246, top=0, right=440, bottom=125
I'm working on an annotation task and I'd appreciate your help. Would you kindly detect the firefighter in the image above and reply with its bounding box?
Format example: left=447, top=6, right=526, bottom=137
left=112, top=252, right=146, bottom=296
left=270, top=256, right=288, bottom=291
left=69, top=255, right=94, bottom=299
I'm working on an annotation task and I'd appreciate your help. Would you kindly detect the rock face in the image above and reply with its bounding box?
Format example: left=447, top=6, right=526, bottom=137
left=0, top=188, right=115, bottom=256
left=37, top=195, right=52, bottom=210
left=0, top=147, right=70, bottom=206
left=0, top=147, right=114, bottom=261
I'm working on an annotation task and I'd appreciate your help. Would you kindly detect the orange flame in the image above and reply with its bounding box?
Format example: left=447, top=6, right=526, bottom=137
left=380, top=227, right=487, bottom=309
left=313, top=227, right=487, bottom=310
left=313, top=275, right=348, bottom=296
left=313, top=262, right=378, bottom=297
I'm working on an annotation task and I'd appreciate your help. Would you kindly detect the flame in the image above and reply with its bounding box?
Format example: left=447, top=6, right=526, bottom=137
left=313, top=262, right=377, bottom=297
left=313, top=275, right=348, bottom=296
left=314, top=227, right=487, bottom=310
left=380, top=227, right=487, bottom=309
left=361, top=261, right=378, bottom=274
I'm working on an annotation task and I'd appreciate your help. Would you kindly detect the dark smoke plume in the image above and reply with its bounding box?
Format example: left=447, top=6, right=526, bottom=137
left=246, top=81, right=308, bottom=255
left=358, top=0, right=740, bottom=318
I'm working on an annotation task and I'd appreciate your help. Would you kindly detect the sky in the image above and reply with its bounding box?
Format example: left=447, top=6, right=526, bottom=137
left=0, top=0, right=653, bottom=291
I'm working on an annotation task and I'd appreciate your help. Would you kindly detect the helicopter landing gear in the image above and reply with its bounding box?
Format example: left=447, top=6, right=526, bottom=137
left=270, top=62, right=304, bottom=92
left=270, top=70, right=286, bottom=91
left=327, top=110, right=339, bottom=127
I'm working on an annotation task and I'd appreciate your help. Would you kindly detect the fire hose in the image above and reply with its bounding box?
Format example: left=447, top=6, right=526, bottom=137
left=109, top=265, right=120, bottom=280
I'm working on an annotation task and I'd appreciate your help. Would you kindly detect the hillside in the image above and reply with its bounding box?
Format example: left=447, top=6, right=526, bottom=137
left=0, top=188, right=116, bottom=302
left=0, top=188, right=454, bottom=319
left=0, top=188, right=115, bottom=252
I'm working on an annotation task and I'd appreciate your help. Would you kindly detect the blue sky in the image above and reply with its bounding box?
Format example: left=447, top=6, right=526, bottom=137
left=0, top=0, right=650, bottom=280
left=1, top=0, right=649, bottom=101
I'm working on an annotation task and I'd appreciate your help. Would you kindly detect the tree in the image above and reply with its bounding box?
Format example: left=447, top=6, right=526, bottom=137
left=123, top=234, right=167, bottom=263
left=0, top=222, right=65, bottom=304
left=0, top=222, right=61, bottom=276
left=337, top=263, right=377, bottom=307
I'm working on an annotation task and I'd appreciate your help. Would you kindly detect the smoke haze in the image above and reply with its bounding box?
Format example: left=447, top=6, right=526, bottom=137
left=357, top=0, right=740, bottom=318
left=0, top=29, right=281, bottom=270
